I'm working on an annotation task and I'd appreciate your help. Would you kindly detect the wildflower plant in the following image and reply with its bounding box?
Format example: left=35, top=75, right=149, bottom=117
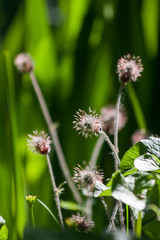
left=12, top=51, right=160, bottom=240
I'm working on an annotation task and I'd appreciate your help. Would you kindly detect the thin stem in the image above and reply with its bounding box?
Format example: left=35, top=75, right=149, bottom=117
left=85, top=197, right=93, bottom=219
left=90, top=135, right=104, bottom=169
left=107, top=201, right=119, bottom=232
left=135, top=211, right=142, bottom=238
left=37, top=199, right=60, bottom=226
left=126, top=205, right=129, bottom=235
left=100, top=131, right=120, bottom=166
left=119, top=201, right=125, bottom=232
left=29, top=72, right=82, bottom=204
left=101, top=197, right=117, bottom=232
left=31, top=206, right=35, bottom=228
left=46, top=154, right=64, bottom=230
left=114, top=84, right=123, bottom=157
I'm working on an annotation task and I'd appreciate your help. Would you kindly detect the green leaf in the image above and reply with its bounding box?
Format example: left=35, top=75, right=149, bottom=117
left=60, top=200, right=83, bottom=211
left=112, top=173, right=146, bottom=211
left=0, top=225, right=9, bottom=240
left=94, top=181, right=110, bottom=197
left=134, top=153, right=160, bottom=172
left=120, top=137, right=160, bottom=172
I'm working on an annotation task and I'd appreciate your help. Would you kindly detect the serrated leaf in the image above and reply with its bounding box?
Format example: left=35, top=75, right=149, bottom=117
left=112, top=173, right=146, bottom=211
left=134, top=153, right=160, bottom=172
left=0, top=225, right=8, bottom=240
left=120, top=137, right=160, bottom=172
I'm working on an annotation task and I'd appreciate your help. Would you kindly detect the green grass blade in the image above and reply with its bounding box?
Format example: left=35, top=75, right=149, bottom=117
left=37, top=199, right=60, bottom=227
left=127, top=84, right=147, bottom=130
left=4, top=51, right=25, bottom=238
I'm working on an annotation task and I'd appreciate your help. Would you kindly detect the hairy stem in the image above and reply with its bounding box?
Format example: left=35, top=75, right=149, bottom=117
left=29, top=72, right=82, bottom=203
left=114, top=84, right=123, bottom=159
left=100, top=131, right=120, bottom=166
left=119, top=201, right=125, bottom=232
left=101, top=197, right=117, bottom=231
left=46, top=154, right=64, bottom=230
left=107, top=201, right=119, bottom=232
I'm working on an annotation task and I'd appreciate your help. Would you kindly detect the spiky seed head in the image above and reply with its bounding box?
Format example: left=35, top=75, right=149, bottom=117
left=116, top=54, right=143, bottom=84
left=100, top=105, right=127, bottom=135
left=26, top=195, right=37, bottom=207
left=14, top=53, right=34, bottom=73
left=73, top=164, right=104, bottom=193
left=27, top=130, right=52, bottom=155
left=73, top=107, right=103, bottom=138
left=69, top=213, right=95, bottom=232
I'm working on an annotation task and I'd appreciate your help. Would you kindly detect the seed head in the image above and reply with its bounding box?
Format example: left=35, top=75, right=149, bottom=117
left=26, top=195, right=37, bottom=208
left=27, top=130, right=52, bottom=155
left=100, top=105, right=127, bottom=135
left=117, top=54, right=143, bottom=84
left=73, top=164, right=104, bottom=193
left=73, top=108, right=103, bottom=138
left=69, top=213, right=95, bottom=232
left=131, top=129, right=148, bottom=145
left=14, top=53, right=34, bottom=73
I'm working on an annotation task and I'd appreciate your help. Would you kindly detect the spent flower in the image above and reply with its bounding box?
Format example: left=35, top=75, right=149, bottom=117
left=117, top=54, right=143, bottom=84
left=73, top=164, right=104, bottom=193
left=14, top=53, right=34, bottom=73
left=69, top=213, right=95, bottom=232
left=73, top=108, right=103, bottom=138
left=101, top=105, right=127, bottom=135
left=27, top=130, right=52, bottom=155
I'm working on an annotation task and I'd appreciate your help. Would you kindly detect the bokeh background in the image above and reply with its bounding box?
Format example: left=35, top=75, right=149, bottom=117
left=0, top=0, right=160, bottom=239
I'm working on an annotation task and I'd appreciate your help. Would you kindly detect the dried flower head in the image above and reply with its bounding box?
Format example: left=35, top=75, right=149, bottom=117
left=131, top=129, right=148, bottom=145
left=14, top=53, right=34, bottom=73
left=73, top=164, right=104, bottom=193
left=26, top=195, right=37, bottom=208
left=100, top=105, right=127, bottom=135
left=117, top=54, right=143, bottom=84
left=27, top=130, right=52, bottom=155
left=73, top=108, right=103, bottom=138
left=69, top=213, right=95, bottom=232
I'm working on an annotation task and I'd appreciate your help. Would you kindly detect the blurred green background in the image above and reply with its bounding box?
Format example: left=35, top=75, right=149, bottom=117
left=0, top=0, right=160, bottom=239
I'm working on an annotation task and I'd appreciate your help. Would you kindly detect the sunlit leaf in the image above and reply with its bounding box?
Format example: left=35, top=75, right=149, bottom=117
left=0, top=225, right=9, bottom=240
left=112, top=172, right=146, bottom=211
left=134, top=153, right=160, bottom=172
left=120, top=137, right=160, bottom=172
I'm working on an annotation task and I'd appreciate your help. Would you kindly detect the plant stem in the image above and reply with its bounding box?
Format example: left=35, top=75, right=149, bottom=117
left=29, top=72, right=82, bottom=204
left=31, top=206, right=35, bottom=228
left=136, top=211, right=142, bottom=238
left=114, top=83, right=123, bottom=157
left=90, top=135, right=104, bottom=169
left=126, top=204, right=129, bottom=235
left=101, top=197, right=117, bottom=231
left=46, top=154, right=64, bottom=230
left=37, top=199, right=60, bottom=226
left=119, top=201, right=125, bottom=232
left=100, top=131, right=120, bottom=167
left=107, top=201, right=119, bottom=232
